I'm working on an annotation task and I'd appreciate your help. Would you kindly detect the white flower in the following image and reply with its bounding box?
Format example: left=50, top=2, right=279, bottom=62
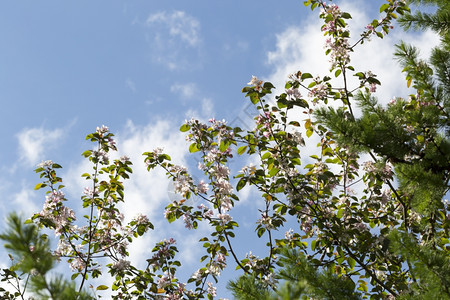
left=120, top=155, right=130, bottom=163
left=191, top=269, right=202, bottom=281
left=134, top=213, right=149, bottom=226
left=217, top=213, right=232, bottom=224
left=285, top=229, right=294, bottom=241
left=112, top=259, right=131, bottom=271
left=292, top=131, right=305, bottom=146
left=240, top=164, right=256, bottom=175
left=157, top=273, right=171, bottom=289
left=220, top=197, right=233, bottom=212
left=197, top=180, right=209, bottom=194
left=206, top=282, right=217, bottom=297
left=248, top=75, right=262, bottom=86
left=37, top=160, right=53, bottom=168
left=286, top=87, right=302, bottom=101
left=96, top=125, right=109, bottom=135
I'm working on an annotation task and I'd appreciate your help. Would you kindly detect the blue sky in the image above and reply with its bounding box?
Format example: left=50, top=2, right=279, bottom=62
left=0, top=0, right=440, bottom=298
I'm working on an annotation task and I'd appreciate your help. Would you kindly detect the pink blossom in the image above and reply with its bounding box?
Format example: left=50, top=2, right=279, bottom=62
left=96, top=125, right=109, bottom=135
left=216, top=253, right=226, bottom=265
left=37, top=160, right=53, bottom=169
left=134, top=213, right=149, bottom=226
left=217, top=213, right=232, bottom=225
left=120, top=155, right=130, bottom=163
left=183, top=214, right=193, bottom=230
left=157, top=273, right=171, bottom=289
left=197, top=180, right=209, bottom=194
left=216, top=178, right=233, bottom=195
left=164, top=208, right=171, bottom=219
left=220, top=197, right=233, bottom=212
left=206, top=282, right=217, bottom=297
left=248, top=75, right=262, bottom=87
left=112, top=259, right=131, bottom=271
left=286, top=87, right=302, bottom=101
left=214, top=165, right=230, bottom=178
left=70, top=257, right=86, bottom=272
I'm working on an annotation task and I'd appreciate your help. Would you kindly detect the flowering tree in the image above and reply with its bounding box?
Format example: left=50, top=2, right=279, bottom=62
left=1, top=0, right=449, bottom=299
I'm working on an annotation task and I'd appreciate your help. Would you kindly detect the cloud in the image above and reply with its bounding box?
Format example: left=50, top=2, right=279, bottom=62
left=170, top=82, right=197, bottom=99
left=265, top=0, right=440, bottom=107
left=184, top=98, right=215, bottom=121
left=11, top=184, right=40, bottom=217
left=125, top=78, right=137, bottom=93
left=16, top=127, right=64, bottom=167
left=146, top=11, right=200, bottom=47
left=145, top=11, right=202, bottom=70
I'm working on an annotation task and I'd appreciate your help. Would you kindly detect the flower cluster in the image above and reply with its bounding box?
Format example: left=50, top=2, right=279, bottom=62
left=320, top=2, right=351, bottom=68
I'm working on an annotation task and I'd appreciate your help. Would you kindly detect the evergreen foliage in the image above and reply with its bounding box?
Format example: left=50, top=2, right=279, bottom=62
left=0, top=214, right=93, bottom=300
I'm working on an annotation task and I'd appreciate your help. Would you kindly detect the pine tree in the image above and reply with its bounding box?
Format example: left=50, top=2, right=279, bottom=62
left=0, top=214, right=93, bottom=300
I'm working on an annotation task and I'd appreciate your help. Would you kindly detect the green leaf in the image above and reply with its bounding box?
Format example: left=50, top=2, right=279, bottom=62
left=380, top=3, right=389, bottom=13
left=237, top=146, right=247, bottom=155
left=354, top=72, right=365, bottom=79
left=337, top=208, right=344, bottom=219
left=219, top=140, right=230, bottom=152
left=305, top=119, right=311, bottom=129
left=341, top=12, right=352, bottom=19
left=306, top=128, right=313, bottom=138
left=261, top=152, right=271, bottom=160
left=269, top=167, right=280, bottom=177
left=189, top=143, right=199, bottom=153
left=249, top=92, right=259, bottom=104
left=96, top=285, right=109, bottom=291
left=257, top=227, right=266, bottom=238
left=348, top=257, right=356, bottom=269
left=311, top=239, right=317, bottom=251
left=236, top=178, right=247, bottom=191
left=34, top=183, right=46, bottom=190
left=301, top=73, right=313, bottom=80
left=263, top=82, right=275, bottom=89
left=335, top=69, right=342, bottom=77
left=180, top=124, right=191, bottom=132
left=81, top=150, right=92, bottom=158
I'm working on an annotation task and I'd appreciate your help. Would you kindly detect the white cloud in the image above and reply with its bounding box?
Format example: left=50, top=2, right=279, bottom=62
left=201, top=98, right=214, bottom=117
left=145, top=11, right=202, bottom=70
left=170, top=82, right=197, bottom=99
left=146, top=11, right=201, bottom=47
left=11, top=185, right=40, bottom=217
left=16, top=127, right=64, bottom=167
left=125, top=78, right=137, bottom=93
left=184, top=98, right=215, bottom=122
left=265, top=0, right=440, bottom=107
